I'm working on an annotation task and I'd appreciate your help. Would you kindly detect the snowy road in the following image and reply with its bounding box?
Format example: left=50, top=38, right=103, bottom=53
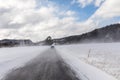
left=3, top=48, right=79, bottom=80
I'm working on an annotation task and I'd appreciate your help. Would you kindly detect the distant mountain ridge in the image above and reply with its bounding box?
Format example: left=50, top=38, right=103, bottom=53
left=52, top=23, right=120, bottom=44
left=0, top=39, right=34, bottom=47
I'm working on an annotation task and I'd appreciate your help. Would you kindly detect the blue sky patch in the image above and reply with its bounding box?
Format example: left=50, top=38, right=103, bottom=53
left=49, top=0, right=98, bottom=21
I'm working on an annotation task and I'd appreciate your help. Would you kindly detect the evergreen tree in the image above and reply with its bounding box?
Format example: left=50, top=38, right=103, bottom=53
left=45, top=36, right=53, bottom=45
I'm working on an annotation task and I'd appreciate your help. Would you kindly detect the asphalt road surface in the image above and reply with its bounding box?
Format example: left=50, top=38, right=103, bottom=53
left=3, top=48, right=80, bottom=80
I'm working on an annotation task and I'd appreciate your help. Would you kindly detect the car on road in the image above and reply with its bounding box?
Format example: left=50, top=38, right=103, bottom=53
left=51, top=43, right=55, bottom=48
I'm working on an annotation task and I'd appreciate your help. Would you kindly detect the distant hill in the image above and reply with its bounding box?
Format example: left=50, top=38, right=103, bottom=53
left=1, top=23, right=120, bottom=47
left=54, top=23, right=120, bottom=44
left=0, top=39, right=34, bottom=47
left=41, top=23, right=120, bottom=45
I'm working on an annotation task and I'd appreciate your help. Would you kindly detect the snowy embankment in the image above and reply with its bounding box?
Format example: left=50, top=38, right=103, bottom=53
left=0, top=46, right=48, bottom=79
left=57, top=43, right=120, bottom=80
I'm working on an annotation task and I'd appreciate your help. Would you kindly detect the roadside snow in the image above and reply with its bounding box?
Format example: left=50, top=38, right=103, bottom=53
left=0, top=46, right=47, bottom=79
left=57, top=43, right=120, bottom=80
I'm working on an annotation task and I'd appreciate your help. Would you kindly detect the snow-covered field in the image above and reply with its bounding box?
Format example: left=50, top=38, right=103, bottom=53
left=0, top=46, right=48, bottom=79
left=57, top=43, right=120, bottom=80
left=0, top=43, right=119, bottom=80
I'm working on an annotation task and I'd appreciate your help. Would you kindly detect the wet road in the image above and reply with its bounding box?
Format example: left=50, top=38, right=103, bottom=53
left=3, top=48, right=80, bottom=80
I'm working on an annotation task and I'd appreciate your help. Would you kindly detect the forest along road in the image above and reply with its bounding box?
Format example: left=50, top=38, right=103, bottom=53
left=3, top=48, right=80, bottom=80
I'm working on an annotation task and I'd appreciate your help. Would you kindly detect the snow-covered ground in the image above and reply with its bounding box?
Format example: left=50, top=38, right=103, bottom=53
left=0, top=43, right=119, bottom=80
left=57, top=43, right=120, bottom=80
left=0, top=46, right=48, bottom=79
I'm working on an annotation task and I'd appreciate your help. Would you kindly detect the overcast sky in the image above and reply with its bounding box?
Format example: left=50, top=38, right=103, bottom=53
left=0, top=0, right=120, bottom=41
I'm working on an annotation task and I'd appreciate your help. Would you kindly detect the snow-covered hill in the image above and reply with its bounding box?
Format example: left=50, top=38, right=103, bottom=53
left=51, top=24, right=120, bottom=44
left=0, top=43, right=119, bottom=80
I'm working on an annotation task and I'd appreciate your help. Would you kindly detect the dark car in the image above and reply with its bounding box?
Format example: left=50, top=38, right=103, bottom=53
left=51, top=45, right=54, bottom=48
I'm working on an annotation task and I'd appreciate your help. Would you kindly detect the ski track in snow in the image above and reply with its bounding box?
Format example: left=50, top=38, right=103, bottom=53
left=0, top=43, right=119, bottom=80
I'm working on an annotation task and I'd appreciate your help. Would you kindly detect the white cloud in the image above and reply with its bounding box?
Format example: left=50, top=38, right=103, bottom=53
left=0, top=0, right=36, bottom=9
left=92, top=0, right=120, bottom=19
left=72, top=0, right=104, bottom=8
left=0, top=0, right=86, bottom=41
left=89, top=0, right=120, bottom=27
left=95, top=0, right=105, bottom=7
left=0, top=0, right=120, bottom=41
